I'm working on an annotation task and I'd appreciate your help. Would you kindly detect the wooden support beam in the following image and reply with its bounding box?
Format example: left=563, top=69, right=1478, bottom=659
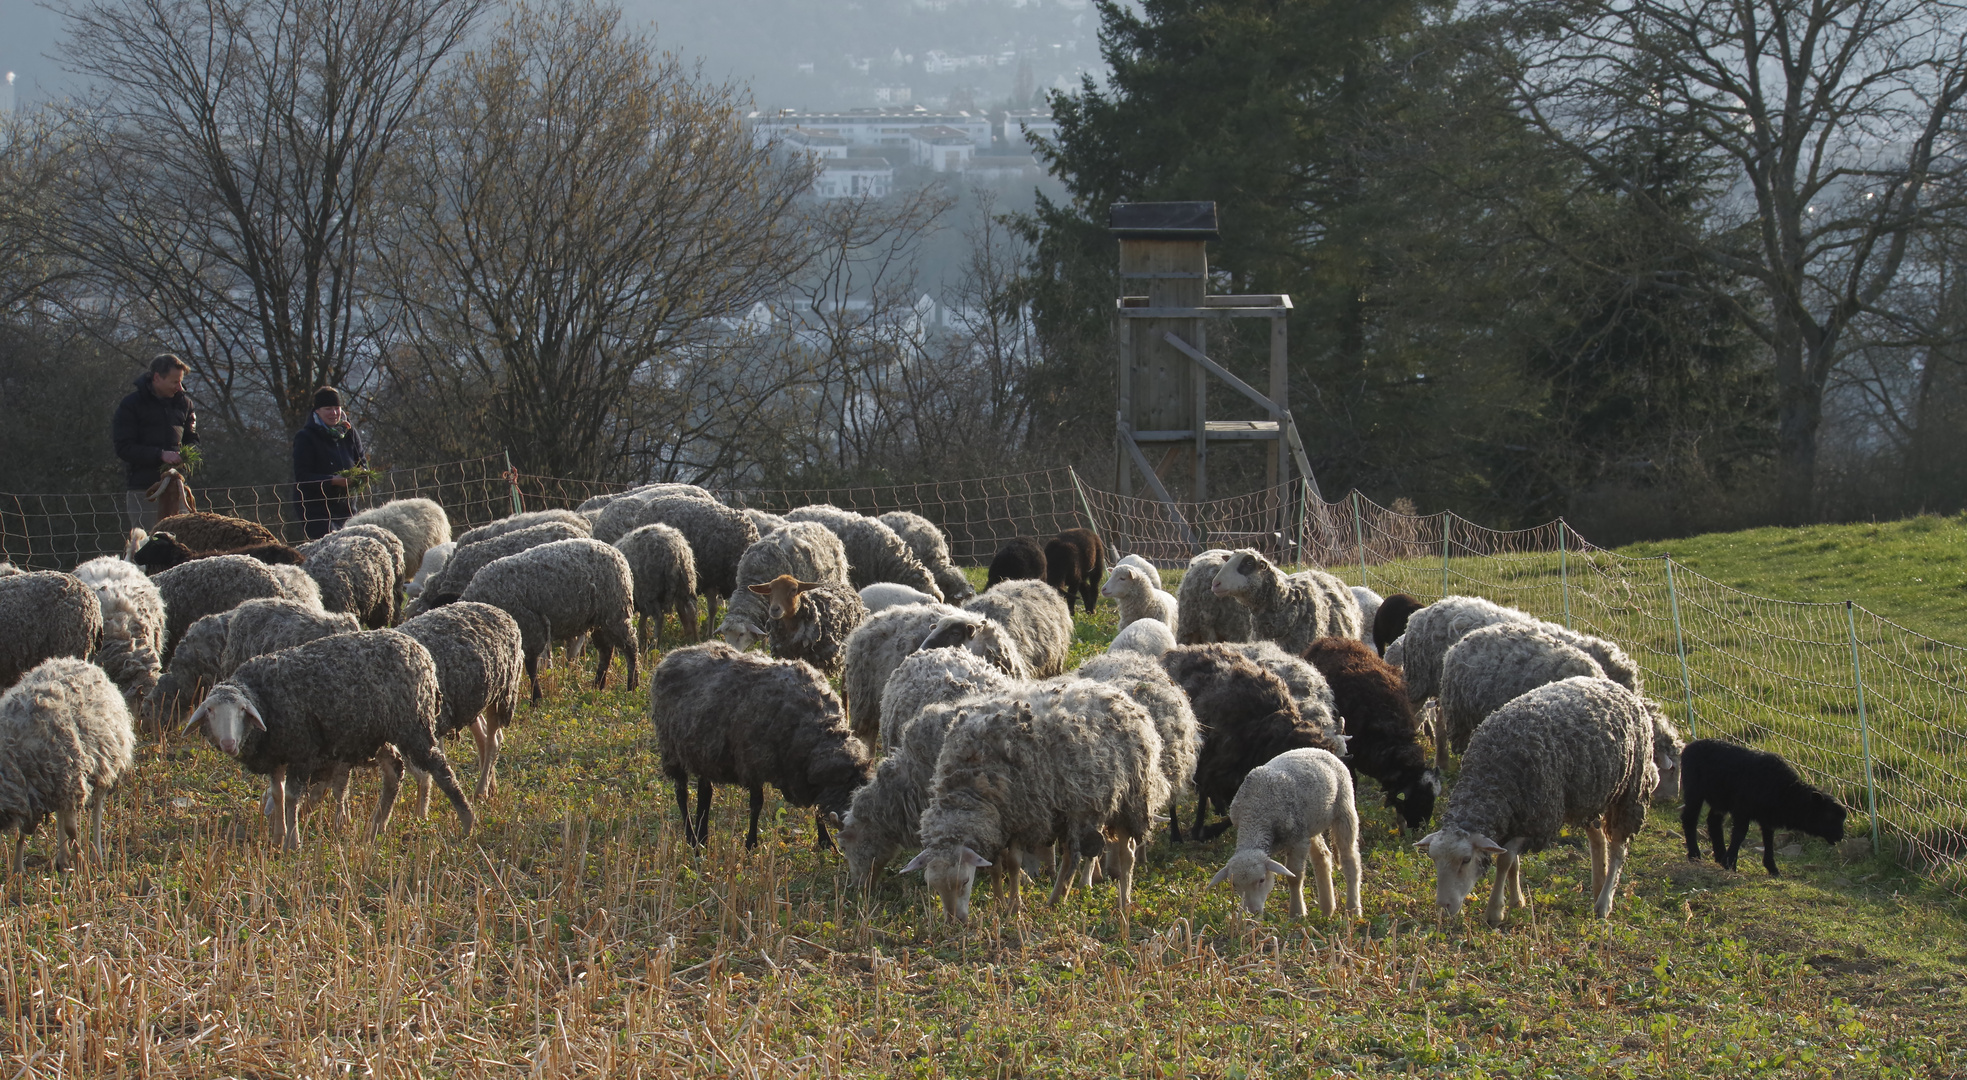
left=1121, top=432, right=1202, bottom=550
left=1161, top=331, right=1279, bottom=415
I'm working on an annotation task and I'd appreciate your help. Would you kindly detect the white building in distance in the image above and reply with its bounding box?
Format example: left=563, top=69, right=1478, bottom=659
left=909, top=126, right=977, bottom=172
left=815, top=157, right=895, bottom=199
left=750, top=108, right=992, bottom=151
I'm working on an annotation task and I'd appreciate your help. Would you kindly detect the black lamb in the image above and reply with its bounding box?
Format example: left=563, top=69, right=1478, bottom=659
left=1680, top=739, right=1847, bottom=875
left=1162, top=643, right=1342, bottom=840
left=134, top=533, right=306, bottom=573
left=1042, top=527, right=1105, bottom=615
left=1373, top=593, right=1424, bottom=657
left=1302, top=637, right=1438, bottom=830
left=986, top=536, right=1047, bottom=590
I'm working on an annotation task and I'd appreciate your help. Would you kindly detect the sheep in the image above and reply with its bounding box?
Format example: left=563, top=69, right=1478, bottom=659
left=72, top=556, right=167, bottom=657
left=1209, top=748, right=1362, bottom=918
left=1436, top=623, right=1604, bottom=770
left=636, top=496, right=759, bottom=635
left=756, top=576, right=868, bottom=678
left=917, top=609, right=1033, bottom=681
left=1679, top=739, right=1847, bottom=875
left=147, top=512, right=280, bottom=553
left=837, top=700, right=964, bottom=889
left=785, top=505, right=942, bottom=600
left=1301, top=638, right=1438, bottom=831
left=132, top=533, right=306, bottom=574
left=1224, top=641, right=1345, bottom=752
left=1540, top=623, right=1645, bottom=695
left=957, top=578, right=1074, bottom=677
left=1175, top=550, right=1252, bottom=645
left=1373, top=593, right=1425, bottom=658
left=153, top=555, right=312, bottom=663
left=649, top=642, right=873, bottom=849
left=985, top=537, right=1046, bottom=589
left=1162, top=644, right=1343, bottom=840
left=458, top=538, right=638, bottom=703
left=329, top=524, right=408, bottom=590
left=1210, top=550, right=1361, bottom=653
left=416, top=521, right=587, bottom=608
left=875, top=647, right=1013, bottom=751
left=1352, top=586, right=1384, bottom=650
left=453, top=509, right=592, bottom=548
left=878, top=510, right=975, bottom=601
left=839, top=601, right=961, bottom=746
left=396, top=602, right=526, bottom=806
left=859, top=583, right=940, bottom=612
left=146, top=599, right=361, bottom=728
left=0, top=658, right=136, bottom=873
left=719, top=522, right=852, bottom=649
left=182, top=630, right=473, bottom=849
left=1077, top=648, right=1201, bottom=843
left=0, top=572, right=103, bottom=691
left=905, top=678, right=1168, bottom=922
left=404, top=541, right=456, bottom=599
left=344, top=498, right=451, bottom=578
left=93, top=608, right=162, bottom=715
left=1415, top=676, right=1656, bottom=925
left=1115, top=553, right=1158, bottom=577
left=1101, top=562, right=1179, bottom=632
left=742, top=508, right=790, bottom=536
left=1108, top=617, right=1177, bottom=658
left=1388, top=595, right=1539, bottom=705
left=269, top=563, right=324, bottom=610
left=614, top=524, right=700, bottom=646
left=1043, top=527, right=1105, bottom=615
left=298, top=532, right=397, bottom=628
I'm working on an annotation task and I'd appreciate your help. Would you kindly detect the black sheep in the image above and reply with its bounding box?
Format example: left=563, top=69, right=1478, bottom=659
left=1162, top=644, right=1341, bottom=840
left=1680, top=739, right=1847, bottom=875
left=1302, top=637, right=1438, bottom=830
left=1373, top=593, right=1424, bottom=657
left=134, top=533, right=305, bottom=573
left=1043, top=527, right=1104, bottom=615
left=985, top=537, right=1046, bottom=590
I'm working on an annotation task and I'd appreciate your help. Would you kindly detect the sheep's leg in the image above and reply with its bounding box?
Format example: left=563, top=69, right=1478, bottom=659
left=470, top=717, right=497, bottom=802
left=1724, top=815, right=1752, bottom=872
left=1166, top=800, right=1183, bottom=843
left=1297, top=839, right=1325, bottom=918
left=53, top=808, right=78, bottom=872
left=683, top=597, right=701, bottom=643
left=1105, top=835, right=1138, bottom=912
left=88, top=788, right=108, bottom=863
left=1336, top=824, right=1364, bottom=918
left=1049, top=849, right=1080, bottom=905
left=10, top=829, right=22, bottom=875
left=1682, top=800, right=1706, bottom=861
left=282, top=771, right=306, bottom=851
left=406, top=762, right=433, bottom=818
left=368, top=750, right=403, bottom=840
left=525, top=650, right=542, bottom=704
left=1586, top=823, right=1608, bottom=900
left=621, top=627, right=639, bottom=692
left=1484, top=851, right=1514, bottom=927
left=693, top=779, right=713, bottom=845
left=1187, top=796, right=1208, bottom=841
left=1435, top=722, right=1450, bottom=773
left=592, top=637, right=615, bottom=691
left=671, top=772, right=696, bottom=846
left=266, top=766, right=288, bottom=843
left=1595, top=832, right=1632, bottom=918
left=814, top=811, right=834, bottom=852
left=1760, top=820, right=1781, bottom=876
left=397, top=736, right=474, bottom=838
left=1508, top=854, right=1527, bottom=909
left=745, top=786, right=765, bottom=850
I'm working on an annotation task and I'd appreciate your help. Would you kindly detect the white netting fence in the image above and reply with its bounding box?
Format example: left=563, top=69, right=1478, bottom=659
left=3, top=463, right=1961, bottom=884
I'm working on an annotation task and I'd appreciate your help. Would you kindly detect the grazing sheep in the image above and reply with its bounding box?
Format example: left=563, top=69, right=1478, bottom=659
left=1436, top=623, right=1605, bottom=770
left=839, top=601, right=961, bottom=745
left=958, top=578, right=1074, bottom=678
left=1540, top=623, right=1645, bottom=695
left=146, top=600, right=361, bottom=728
left=345, top=498, right=452, bottom=578
left=1301, top=638, right=1438, bottom=831
left=1101, top=562, right=1179, bottom=631
left=1163, top=644, right=1343, bottom=840
left=269, top=563, right=324, bottom=610
left=73, top=557, right=167, bottom=656
left=1352, top=587, right=1384, bottom=650
left=1416, top=677, right=1656, bottom=926
left=756, top=576, right=868, bottom=678
left=1043, top=527, right=1104, bottom=615
left=1225, top=641, right=1344, bottom=751
left=875, top=647, right=1013, bottom=751
left=146, top=512, right=280, bottom=554
left=837, top=700, right=965, bottom=889
left=637, top=496, right=759, bottom=635
left=418, top=521, right=588, bottom=609
left=0, top=659, right=136, bottom=873
left=404, top=542, right=456, bottom=599
left=720, top=523, right=853, bottom=649
left=1108, top=617, right=1177, bottom=658
left=742, top=508, right=790, bottom=536
left=453, top=509, right=591, bottom=548
left=1679, top=739, right=1846, bottom=875
left=878, top=511, right=975, bottom=602
left=298, top=532, right=397, bottom=628
left=1078, top=648, right=1201, bottom=843
left=93, top=608, right=162, bottom=714
left=1210, top=748, right=1362, bottom=918
left=918, top=609, right=1034, bottom=680
left=1391, top=595, right=1540, bottom=705
left=1210, top=550, right=1361, bottom=653
left=905, top=678, right=1169, bottom=922
left=649, top=642, right=873, bottom=848
left=985, top=537, right=1046, bottom=590
left=396, top=602, right=526, bottom=805
left=183, top=630, right=472, bottom=848
left=1175, top=550, right=1252, bottom=645
left=786, top=505, right=942, bottom=600
left=1373, top=593, right=1425, bottom=658
left=614, top=524, right=699, bottom=646
left=0, top=572, right=103, bottom=691
left=153, top=555, right=314, bottom=663
left=591, top=486, right=719, bottom=543
left=458, top=538, right=638, bottom=703
left=329, top=524, right=408, bottom=589
left=859, top=583, right=939, bottom=612
left=132, top=533, right=305, bottom=574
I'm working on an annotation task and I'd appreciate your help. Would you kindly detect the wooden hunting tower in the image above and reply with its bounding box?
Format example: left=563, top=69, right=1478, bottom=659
left=1112, top=202, right=1317, bottom=534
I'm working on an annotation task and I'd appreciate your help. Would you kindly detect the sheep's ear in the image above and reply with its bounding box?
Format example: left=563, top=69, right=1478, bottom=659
left=899, top=850, right=932, bottom=874
left=1265, top=859, right=1296, bottom=879
left=181, top=698, right=212, bottom=734
left=795, top=580, right=825, bottom=593
left=1208, top=864, right=1233, bottom=888
left=1413, top=831, right=1440, bottom=853
left=746, top=582, right=774, bottom=595
left=242, top=699, right=266, bottom=731
left=958, top=846, right=991, bottom=869
left=1472, top=834, right=1507, bottom=856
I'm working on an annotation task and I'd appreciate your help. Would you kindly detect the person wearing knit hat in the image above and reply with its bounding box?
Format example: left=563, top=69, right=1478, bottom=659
left=291, top=385, right=367, bottom=539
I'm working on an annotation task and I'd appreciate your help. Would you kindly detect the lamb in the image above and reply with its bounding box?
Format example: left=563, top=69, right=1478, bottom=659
left=1114, top=553, right=1158, bottom=577
left=1415, top=676, right=1657, bottom=926
left=859, top=583, right=940, bottom=612
left=839, top=601, right=961, bottom=745
left=1162, top=644, right=1343, bottom=840
left=1101, top=562, right=1179, bottom=632
left=1077, top=648, right=1201, bottom=841
left=1209, top=748, right=1362, bottom=918
left=785, top=505, right=942, bottom=599
left=457, top=538, right=638, bottom=703
left=453, top=509, right=591, bottom=548
left=1043, top=527, right=1104, bottom=615
left=635, top=495, right=759, bottom=634
left=905, top=678, right=1168, bottom=922
left=0, top=658, right=136, bottom=873
left=1301, top=638, right=1438, bottom=830
left=649, top=642, right=873, bottom=848
left=182, top=630, right=473, bottom=848
left=985, top=537, right=1045, bottom=589
left=404, top=541, right=456, bottom=599
left=0, top=572, right=103, bottom=690
left=877, top=510, right=975, bottom=602
left=146, top=512, right=280, bottom=553
left=1436, top=622, right=1605, bottom=770
left=396, top=602, right=526, bottom=806
left=1210, top=549, right=1361, bottom=653
left=719, top=522, right=853, bottom=649
left=132, top=533, right=305, bottom=574
left=72, top=557, right=167, bottom=656
left=153, top=555, right=317, bottom=662
left=146, top=599, right=361, bottom=727
left=344, top=498, right=451, bottom=578
left=755, top=576, right=868, bottom=678
left=954, top=578, right=1074, bottom=677
left=1679, top=739, right=1844, bottom=875
left=298, top=532, right=397, bottom=628
left=1351, top=587, right=1384, bottom=650
left=613, top=523, right=699, bottom=645
left=1373, top=594, right=1424, bottom=658
left=917, top=609, right=1033, bottom=681
left=1108, top=617, right=1177, bottom=658
left=415, top=521, right=587, bottom=609
left=1175, top=550, right=1252, bottom=645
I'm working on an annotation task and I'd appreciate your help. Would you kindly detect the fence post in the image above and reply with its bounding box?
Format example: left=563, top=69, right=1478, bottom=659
left=502, top=450, right=524, bottom=516
left=1845, top=601, right=1883, bottom=855
left=1440, top=511, right=1453, bottom=599
left=1351, top=491, right=1367, bottom=587
left=1559, top=518, right=1571, bottom=630
left=1067, top=467, right=1102, bottom=547
left=1664, top=554, right=1696, bottom=739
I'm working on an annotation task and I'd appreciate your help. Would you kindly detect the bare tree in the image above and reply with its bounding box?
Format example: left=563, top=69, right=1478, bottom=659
left=379, top=0, right=812, bottom=480
left=1486, top=0, right=1967, bottom=521
left=0, top=110, right=87, bottom=316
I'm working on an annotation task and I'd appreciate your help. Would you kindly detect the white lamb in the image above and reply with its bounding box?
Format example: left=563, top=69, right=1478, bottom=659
left=1100, top=563, right=1179, bottom=632
left=1208, top=747, right=1362, bottom=918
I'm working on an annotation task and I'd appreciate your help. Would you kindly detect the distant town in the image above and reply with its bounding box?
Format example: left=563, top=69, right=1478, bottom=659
left=750, top=107, right=1059, bottom=198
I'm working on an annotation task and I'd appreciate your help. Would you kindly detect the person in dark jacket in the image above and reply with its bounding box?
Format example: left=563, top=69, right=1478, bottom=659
left=112, top=354, right=200, bottom=532
left=291, top=386, right=367, bottom=540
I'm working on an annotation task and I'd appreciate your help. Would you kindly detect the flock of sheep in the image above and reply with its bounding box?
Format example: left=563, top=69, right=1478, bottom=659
left=0, top=485, right=1852, bottom=933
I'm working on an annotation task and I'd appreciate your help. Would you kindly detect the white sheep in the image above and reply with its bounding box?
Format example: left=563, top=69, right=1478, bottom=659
left=1351, top=586, right=1384, bottom=650
left=1100, top=562, right=1179, bottom=632
left=1209, top=747, right=1361, bottom=918
left=345, top=498, right=452, bottom=578
left=404, top=541, right=456, bottom=599
left=1175, top=550, right=1252, bottom=645
left=839, top=601, right=961, bottom=746
left=1210, top=550, right=1361, bottom=653
left=1108, top=618, right=1177, bottom=658
left=0, top=658, right=137, bottom=873
left=958, top=578, right=1073, bottom=677
left=859, top=582, right=941, bottom=612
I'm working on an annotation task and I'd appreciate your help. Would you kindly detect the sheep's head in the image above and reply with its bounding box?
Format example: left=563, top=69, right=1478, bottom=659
left=1101, top=563, right=1150, bottom=599
left=1210, top=550, right=1266, bottom=598
left=748, top=574, right=823, bottom=624
left=1414, top=825, right=1507, bottom=918
left=1645, top=702, right=1685, bottom=802
left=1796, top=788, right=1849, bottom=845
left=1209, top=848, right=1296, bottom=916
left=1387, top=769, right=1441, bottom=831
left=964, top=621, right=1029, bottom=678
left=719, top=615, right=766, bottom=651
left=919, top=610, right=985, bottom=652
left=933, top=566, right=975, bottom=602
left=834, top=810, right=895, bottom=892
left=132, top=532, right=194, bottom=573
left=901, top=843, right=992, bottom=922
left=182, top=684, right=265, bottom=757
